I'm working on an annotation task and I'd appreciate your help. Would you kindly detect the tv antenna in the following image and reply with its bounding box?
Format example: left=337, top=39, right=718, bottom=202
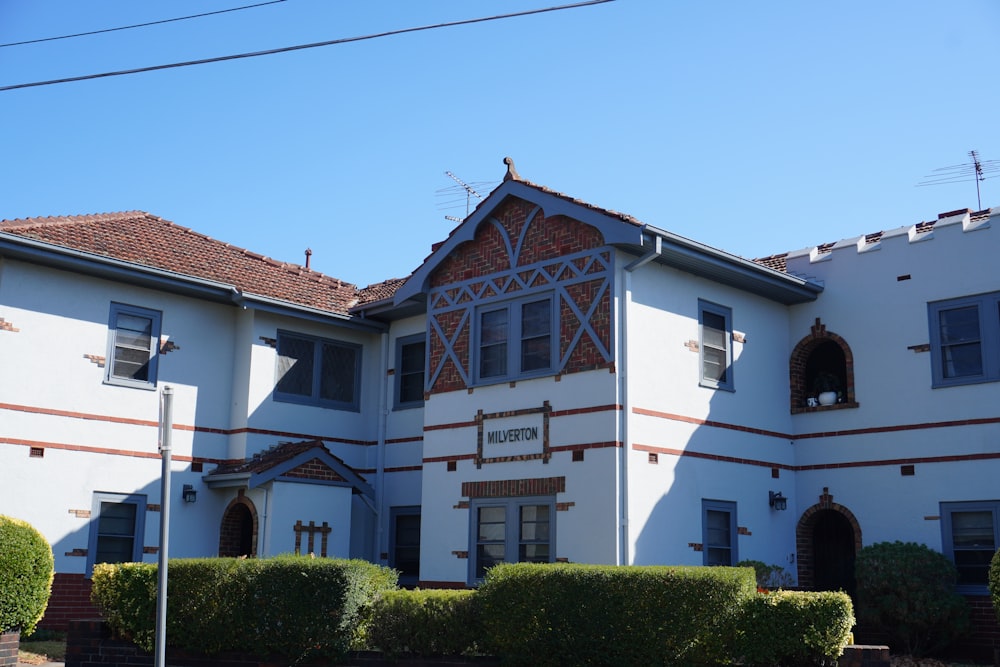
left=436, top=171, right=499, bottom=221
left=918, top=150, right=1000, bottom=210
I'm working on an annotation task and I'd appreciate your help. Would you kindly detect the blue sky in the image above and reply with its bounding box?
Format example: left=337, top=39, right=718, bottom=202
left=2, top=1, right=998, bottom=288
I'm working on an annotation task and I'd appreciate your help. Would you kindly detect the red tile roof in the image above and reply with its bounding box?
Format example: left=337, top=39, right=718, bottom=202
left=356, top=277, right=407, bottom=306
left=0, top=211, right=360, bottom=315
left=209, top=440, right=336, bottom=475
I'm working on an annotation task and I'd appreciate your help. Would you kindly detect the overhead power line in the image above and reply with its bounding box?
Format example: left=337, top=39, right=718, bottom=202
left=0, top=0, right=289, bottom=49
left=0, top=0, right=613, bottom=92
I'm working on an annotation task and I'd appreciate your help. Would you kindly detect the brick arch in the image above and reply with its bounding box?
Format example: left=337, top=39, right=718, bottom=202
left=219, top=491, right=258, bottom=558
left=796, top=488, right=862, bottom=590
left=789, top=317, right=857, bottom=413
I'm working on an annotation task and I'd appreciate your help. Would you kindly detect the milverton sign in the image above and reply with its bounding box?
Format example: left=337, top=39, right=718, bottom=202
left=476, top=402, right=551, bottom=467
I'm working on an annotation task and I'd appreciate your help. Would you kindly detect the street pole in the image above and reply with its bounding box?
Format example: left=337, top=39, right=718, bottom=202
left=155, top=386, right=173, bottom=667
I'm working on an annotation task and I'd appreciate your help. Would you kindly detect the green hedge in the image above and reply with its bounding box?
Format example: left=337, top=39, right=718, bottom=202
left=0, top=515, right=54, bottom=635
left=990, top=548, right=1000, bottom=627
left=92, top=556, right=397, bottom=661
left=362, top=589, right=481, bottom=658
left=736, top=590, right=854, bottom=666
left=476, top=562, right=755, bottom=666
left=855, top=541, right=969, bottom=657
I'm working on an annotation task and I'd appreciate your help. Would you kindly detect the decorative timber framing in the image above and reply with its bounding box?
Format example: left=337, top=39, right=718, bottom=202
left=293, top=520, right=332, bottom=557
left=425, top=197, right=614, bottom=394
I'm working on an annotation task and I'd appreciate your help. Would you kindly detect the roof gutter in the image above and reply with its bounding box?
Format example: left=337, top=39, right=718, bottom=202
left=638, top=224, right=823, bottom=304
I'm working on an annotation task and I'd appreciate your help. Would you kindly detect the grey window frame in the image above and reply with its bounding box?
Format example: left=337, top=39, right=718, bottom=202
left=940, top=500, right=1000, bottom=593
left=473, top=293, right=556, bottom=386
left=698, top=300, right=734, bottom=391
left=468, top=495, right=555, bottom=584
left=389, top=506, right=421, bottom=586
left=394, top=334, right=426, bottom=410
left=105, top=303, right=162, bottom=390
left=87, top=492, right=147, bottom=576
left=928, top=292, right=1000, bottom=388
left=274, top=330, right=362, bottom=411
left=702, top=499, right=738, bottom=566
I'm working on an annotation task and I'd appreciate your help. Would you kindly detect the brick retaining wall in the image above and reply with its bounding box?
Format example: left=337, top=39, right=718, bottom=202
left=0, top=630, right=18, bottom=667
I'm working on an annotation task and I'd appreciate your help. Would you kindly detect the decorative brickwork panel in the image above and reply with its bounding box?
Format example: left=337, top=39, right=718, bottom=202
left=284, top=457, right=345, bottom=482
left=461, top=476, right=566, bottom=499
left=560, top=278, right=611, bottom=373
left=426, top=197, right=613, bottom=395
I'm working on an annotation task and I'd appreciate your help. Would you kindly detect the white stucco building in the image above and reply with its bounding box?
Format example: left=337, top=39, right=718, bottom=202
left=1, top=161, right=998, bottom=644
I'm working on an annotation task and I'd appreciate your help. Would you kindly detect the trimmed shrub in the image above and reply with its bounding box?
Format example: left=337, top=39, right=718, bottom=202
left=0, top=515, right=55, bottom=635
left=991, top=548, right=1000, bottom=626
left=736, top=590, right=854, bottom=666
left=363, top=589, right=481, bottom=658
left=477, top=562, right=756, bottom=666
left=92, top=556, right=397, bottom=661
left=855, top=541, right=969, bottom=657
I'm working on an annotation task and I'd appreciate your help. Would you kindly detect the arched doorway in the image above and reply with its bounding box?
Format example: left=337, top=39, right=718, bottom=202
left=812, top=510, right=856, bottom=596
left=219, top=493, right=258, bottom=557
left=796, top=488, right=861, bottom=594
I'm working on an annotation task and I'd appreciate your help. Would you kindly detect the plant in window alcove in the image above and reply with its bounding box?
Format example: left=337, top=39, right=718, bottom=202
left=811, top=371, right=841, bottom=406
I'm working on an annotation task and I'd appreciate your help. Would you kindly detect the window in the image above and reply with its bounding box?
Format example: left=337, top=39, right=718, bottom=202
left=941, top=501, right=1000, bottom=592
left=475, top=295, right=554, bottom=384
left=105, top=303, right=162, bottom=389
left=87, top=492, right=146, bottom=575
left=699, top=300, right=733, bottom=391
left=929, top=292, right=1000, bottom=387
left=469, top=496, right=554, bottom=583
left=394, top=335, right=425, bottom=409
left=389, top=507, right=421, bottom=586
left=275, top=331, right=361, bottom=410
left=702, top=499, right=737, bottom=566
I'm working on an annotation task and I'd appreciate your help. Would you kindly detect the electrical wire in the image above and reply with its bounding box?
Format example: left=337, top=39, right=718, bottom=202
left=0, top=0, right=613, bottom=92
left=0, top=1, right=289, bottom=49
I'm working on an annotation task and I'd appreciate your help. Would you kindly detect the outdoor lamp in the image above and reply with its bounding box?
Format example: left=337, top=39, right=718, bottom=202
left=768, top=491, right=787, bottom=511
left=182, top=484, right=197, bottom=503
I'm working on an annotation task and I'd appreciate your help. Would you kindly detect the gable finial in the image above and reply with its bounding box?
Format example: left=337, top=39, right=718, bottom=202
left=503, top=156, right=520, bottom=182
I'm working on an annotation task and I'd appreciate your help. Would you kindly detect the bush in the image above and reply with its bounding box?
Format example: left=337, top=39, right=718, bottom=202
left=855, top=541, right=969, bottom=657
left=476, top=562, right=756, bottom=666
left=736, top=590, right=854, bottom=666
left=736, top=560, right=795, bottom=590
left=363, top=589, right=481, bottom=657
left=990, top=548, right=1000, bottom=626
left=0, top=515, right=54, bottom=635
left=92, top=556, right=397, bottom=661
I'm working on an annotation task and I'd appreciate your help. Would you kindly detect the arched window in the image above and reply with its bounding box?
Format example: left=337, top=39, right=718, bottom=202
left=789, top=318, right=858, bottom=413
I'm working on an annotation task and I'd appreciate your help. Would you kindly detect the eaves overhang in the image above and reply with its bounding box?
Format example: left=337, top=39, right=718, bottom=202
left=637, top=224, right=824, bottom=305
left=0, top=232, right=386, bottom=331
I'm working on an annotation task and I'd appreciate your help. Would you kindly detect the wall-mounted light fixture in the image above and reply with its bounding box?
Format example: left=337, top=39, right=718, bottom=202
left=182, top=484, right=197, bottom=503
left=769, top=491, right=787, bottom=511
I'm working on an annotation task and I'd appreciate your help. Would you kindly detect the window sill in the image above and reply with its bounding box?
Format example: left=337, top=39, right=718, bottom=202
left=791, top=401, right=859, bottom=415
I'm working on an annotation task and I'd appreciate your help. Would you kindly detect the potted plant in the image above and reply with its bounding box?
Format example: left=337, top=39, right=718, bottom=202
left=812, top=372, right=840, bottom=406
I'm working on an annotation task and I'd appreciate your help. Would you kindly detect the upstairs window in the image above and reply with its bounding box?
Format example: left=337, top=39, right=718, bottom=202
left=275, top=331, right=361, bottom=410
left=395, top=335, right=426, bottom=409
left=105, top=303, right=161, bottom=389
left=699, top=300, right=733, bottom=391
left=929, top=292, right=1000, bottom=387
left=475, top=295, right=554, bottom=384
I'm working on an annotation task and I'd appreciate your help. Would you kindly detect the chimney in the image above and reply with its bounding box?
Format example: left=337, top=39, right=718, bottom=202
left=305, top=248, right=312, bottom=269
